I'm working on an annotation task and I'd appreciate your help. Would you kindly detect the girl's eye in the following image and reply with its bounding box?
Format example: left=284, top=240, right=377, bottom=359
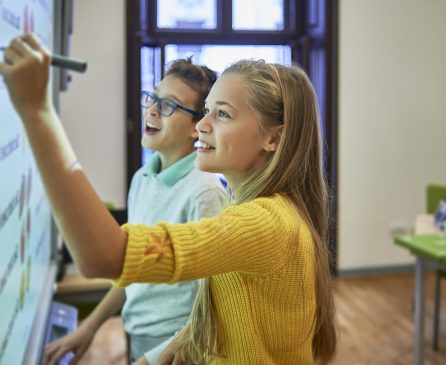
left=204, top=108, right=210, bottom=115
left=217, top=110, right=230, bottom=118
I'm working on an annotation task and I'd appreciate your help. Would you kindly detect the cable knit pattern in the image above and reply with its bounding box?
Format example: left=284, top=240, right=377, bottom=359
left=114, top=194, right=316, bottom=364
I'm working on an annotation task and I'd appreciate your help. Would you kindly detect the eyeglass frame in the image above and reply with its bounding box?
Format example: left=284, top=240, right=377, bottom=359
left=140, top=90, right=201, bottom=118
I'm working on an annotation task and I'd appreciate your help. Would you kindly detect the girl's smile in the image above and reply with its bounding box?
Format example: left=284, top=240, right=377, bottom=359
left=194, top=140, right=215, bottom=152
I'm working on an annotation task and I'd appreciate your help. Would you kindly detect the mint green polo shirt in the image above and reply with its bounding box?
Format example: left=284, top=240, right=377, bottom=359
left=142, top=151, right=197, bottom=186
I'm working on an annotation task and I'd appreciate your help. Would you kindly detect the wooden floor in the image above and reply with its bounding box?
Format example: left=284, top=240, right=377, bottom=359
left=76, top=272, right=446, bottom=364
left=331, top=272, right=446, bottom=364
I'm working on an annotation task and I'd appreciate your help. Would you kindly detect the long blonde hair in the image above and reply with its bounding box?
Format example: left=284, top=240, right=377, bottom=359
left=175, top=60, right=337, bottom=364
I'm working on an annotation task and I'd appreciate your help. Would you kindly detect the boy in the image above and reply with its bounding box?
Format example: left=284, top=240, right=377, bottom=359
left=43, top=58, right=228, bottom=365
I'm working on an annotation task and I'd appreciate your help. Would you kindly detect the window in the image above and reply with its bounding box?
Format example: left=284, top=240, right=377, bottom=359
left=136, top=0, right=302, bottom=166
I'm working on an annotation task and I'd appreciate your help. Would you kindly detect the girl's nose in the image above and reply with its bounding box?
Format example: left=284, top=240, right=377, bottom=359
left=196, top=114, right=211, bottom=133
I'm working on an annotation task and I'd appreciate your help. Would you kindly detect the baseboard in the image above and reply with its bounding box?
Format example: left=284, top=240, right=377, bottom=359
left=338, top=263, right=415, bottom=277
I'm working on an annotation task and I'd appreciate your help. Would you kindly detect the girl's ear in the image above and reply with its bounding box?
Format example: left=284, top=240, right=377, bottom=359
left=263, top=125, right=283, bottom=152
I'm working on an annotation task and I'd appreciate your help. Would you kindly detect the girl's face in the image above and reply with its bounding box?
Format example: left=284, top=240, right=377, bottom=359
left=195, top=74, right=277, bottom=187
left=141, top=75, right=199, bottom=168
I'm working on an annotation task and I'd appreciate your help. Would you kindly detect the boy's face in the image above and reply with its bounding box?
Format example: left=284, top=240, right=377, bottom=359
left=195, top=74, right=276, bottom=187
left=141, top=75, right=199, bottom=164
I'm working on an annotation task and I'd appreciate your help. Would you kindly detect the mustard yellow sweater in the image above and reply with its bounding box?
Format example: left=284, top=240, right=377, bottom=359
left=114, top=194, right=316, bottom=364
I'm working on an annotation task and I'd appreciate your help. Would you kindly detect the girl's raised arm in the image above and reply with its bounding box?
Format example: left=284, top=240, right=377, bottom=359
left=0, top=34, right=127, bottom=278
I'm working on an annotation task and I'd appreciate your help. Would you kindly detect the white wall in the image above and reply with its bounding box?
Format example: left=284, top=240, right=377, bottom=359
left=59, top=0, right=126, bottom=208
left=338, top=0, right=446, bottom=270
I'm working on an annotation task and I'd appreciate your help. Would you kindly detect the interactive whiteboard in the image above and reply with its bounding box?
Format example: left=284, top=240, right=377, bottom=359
left=0, top=1, right=59, bottom=364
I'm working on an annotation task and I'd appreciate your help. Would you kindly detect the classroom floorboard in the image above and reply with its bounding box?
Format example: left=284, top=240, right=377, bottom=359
left=75, top=272, right=446, bottom=364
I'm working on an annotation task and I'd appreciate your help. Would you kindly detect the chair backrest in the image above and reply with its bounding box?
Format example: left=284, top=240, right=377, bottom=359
left=426, top=184, right=446, bottom=214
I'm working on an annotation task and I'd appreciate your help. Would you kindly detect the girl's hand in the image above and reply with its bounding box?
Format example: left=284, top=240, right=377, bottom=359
left=0, top=33, right=52, bottom=119
left=157, top=338, right=186, bottom=365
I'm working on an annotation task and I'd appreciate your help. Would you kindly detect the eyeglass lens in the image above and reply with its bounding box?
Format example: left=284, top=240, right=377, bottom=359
left=141, top=93, right=175, bottom=116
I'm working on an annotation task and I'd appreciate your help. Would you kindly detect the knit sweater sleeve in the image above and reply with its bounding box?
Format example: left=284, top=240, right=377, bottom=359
left=113, top=195, right=298, bottom=287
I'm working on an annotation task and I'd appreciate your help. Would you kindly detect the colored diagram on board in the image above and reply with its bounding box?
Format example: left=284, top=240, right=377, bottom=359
left=0, top=1, right=54, bottom=364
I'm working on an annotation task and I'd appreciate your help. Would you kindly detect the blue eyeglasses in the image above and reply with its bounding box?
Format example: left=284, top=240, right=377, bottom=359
left=140, top=90, right=200, bottom=118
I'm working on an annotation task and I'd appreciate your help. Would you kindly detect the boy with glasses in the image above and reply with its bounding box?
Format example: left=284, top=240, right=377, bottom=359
left=43, top=58, right=228, bottom=365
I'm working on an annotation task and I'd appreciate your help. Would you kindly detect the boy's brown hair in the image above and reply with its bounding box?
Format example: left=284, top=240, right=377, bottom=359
left=165, top=57, right=217, bottom=119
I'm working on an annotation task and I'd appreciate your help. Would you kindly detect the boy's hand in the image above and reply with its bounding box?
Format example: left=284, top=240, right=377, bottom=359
left=42, top=322, right=96, bottom=365
left=0, top=33, right=52, bottom=119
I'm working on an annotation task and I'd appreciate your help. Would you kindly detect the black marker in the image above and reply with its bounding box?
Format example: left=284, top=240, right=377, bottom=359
left=0, top=47, right=87, bottom=73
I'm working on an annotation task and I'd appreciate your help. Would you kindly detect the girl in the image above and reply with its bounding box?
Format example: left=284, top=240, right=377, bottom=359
left=0, top=34, right=337, bottom=364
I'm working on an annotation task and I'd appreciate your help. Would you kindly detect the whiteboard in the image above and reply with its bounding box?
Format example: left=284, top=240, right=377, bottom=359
left=0, top=1, right=58, bottom=364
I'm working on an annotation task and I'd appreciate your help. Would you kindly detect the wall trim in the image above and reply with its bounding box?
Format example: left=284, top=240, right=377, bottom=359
left=338, top=264, right=415, bottom=277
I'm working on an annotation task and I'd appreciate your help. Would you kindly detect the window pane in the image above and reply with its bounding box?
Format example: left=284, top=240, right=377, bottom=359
left=141, top=47, right=162, bottom=91
left=157, top=0, right=216, bottom=29
left=141, top=47, right=161, bottom=165
left=165, top=44, right=291, bottom=74
left=310, top=48, right=326, bottom=145
left=233, top=0, right=284, bottom=31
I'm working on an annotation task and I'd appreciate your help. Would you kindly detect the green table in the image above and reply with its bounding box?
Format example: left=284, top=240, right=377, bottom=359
left=394, top=234, right=446, bottom=365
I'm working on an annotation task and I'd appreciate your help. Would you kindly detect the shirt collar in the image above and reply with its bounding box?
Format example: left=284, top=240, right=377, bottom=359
left=142, top=151, right=197, bottom=186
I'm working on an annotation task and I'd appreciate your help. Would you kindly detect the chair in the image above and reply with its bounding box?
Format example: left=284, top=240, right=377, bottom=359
left=427, top=184, right=446, bottom=350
